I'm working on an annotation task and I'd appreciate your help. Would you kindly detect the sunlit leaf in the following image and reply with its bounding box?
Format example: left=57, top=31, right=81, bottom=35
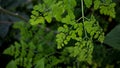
left=94, top=0, right=100, bottom=10
left=84, top=0, right=92, bottom=8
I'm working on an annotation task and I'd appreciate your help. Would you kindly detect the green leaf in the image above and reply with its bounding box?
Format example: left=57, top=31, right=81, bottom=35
left=68, top=10, right=75, bottom=19
left=98, top=33, right=104, bottom=43
left=31, top=16, right=45, bottom=25
left=62, top=15, right=71, bottom=24
left=109, top=3, right=116, bottom=18
left=104, top=24, right=120, bottom=50
left=43, top=0, right=56, bottom=7
left=34, top=4, right=45, bottom=12
left=84, top=0, right=92, bottom=8
left=64, top=0, right=76, bottom=8
left=35, top=58, right=45, bottom=68
left=100, top=3, right=116, bottom=18
left=94, top=0, right=100, bottom=10
left=58, top=27, right=65, bottom=32
left=63, top=24, right=69, bottom=32
left=70, top=0, right=76, bottom=7
left=37, top=17, right=45, bottom=24
left=3, top=45, right=15, bottom=56
left=45, top=14, right=52, bottom=23
left=105, top=0, right=112, bottom=4
left=84, top=21, right=92, bottom=33
left=73, top=47, right=79, bottom=57
left=52, top=1, right=64, bottom=21
left=6, top=60, right=17, bottom=68
left=32, top=10, right=39, bottom=16
left=94, top=32, right=99, bottom=39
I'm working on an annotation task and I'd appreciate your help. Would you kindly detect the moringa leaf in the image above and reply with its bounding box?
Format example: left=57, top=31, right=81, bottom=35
left=45, top=15, right=52, bottom=23
left=84, top=0, right=92, bottom=8
left=94, top=0, right=100, bottom=10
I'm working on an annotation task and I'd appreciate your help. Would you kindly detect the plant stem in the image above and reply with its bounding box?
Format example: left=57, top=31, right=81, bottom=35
left=81, top=0, right=85, bottom=23
left=77, top=17, right=90, bottom=22
left=81, top=0, right=88, bottom=39
left=0, top=6, right=28, bottom=22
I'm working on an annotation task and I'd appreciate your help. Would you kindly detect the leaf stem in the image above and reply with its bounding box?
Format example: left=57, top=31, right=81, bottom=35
left=81, top=0, right=85, bottom=22
left=81, top=0, right=88, bottom=39
left=77, top=17, right=90, bottom=22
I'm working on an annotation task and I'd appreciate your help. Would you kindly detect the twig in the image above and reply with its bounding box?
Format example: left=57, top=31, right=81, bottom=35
left=81, top=0, right=88, bottom=39
left=77, top=17, right=90, bottom=22
left=81, top=0, right=85, bottom=23
left=77, top=17, right=82, bottom=22
left=0, top=6, right=28, bottom=22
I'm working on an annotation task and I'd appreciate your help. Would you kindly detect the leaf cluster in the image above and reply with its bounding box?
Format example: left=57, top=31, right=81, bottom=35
left=2, top=0, right=118, bottom=68
left=3, top=22, right=57, bottom=68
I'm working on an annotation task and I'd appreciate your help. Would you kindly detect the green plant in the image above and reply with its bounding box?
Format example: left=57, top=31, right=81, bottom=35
left=3, top=22, right=57, bottom=68
left=3, top=0, right=117, bottom=68
left=30, top=0, right=105, bottom=64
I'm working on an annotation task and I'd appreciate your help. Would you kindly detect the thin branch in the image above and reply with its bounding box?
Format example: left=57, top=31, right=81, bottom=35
left=77, top=17, right=90, bottom=22
left=77, top=17, right=82, bottom=22
left=84, top=17, right=90, bottom=21
left=81, top=0, right=88, bottom=39
left=0, top=6, right=28, bottom=22
left=81, top=0, right=85, bottom=23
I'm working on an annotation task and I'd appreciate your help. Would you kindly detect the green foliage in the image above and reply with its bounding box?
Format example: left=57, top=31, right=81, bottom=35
left=84, top=0, right=116, bottom=18
left=6, top=60, right=17, bottom=68
left=35, top=58, right=45, bottom=68
left=94, top=0, right=100, bottom=10
left=84, top=0, right=92, bottom=8
left=100, top=3, right=116, bottom=18
left=29, top=0, right=105, bottom=65
left=56, top=15, right=104, bottom=64
left=3, top=0, right=117, bottom=68
left=94, top=0, right=116, bottom=18
left=30, top=0, right=76, bottom=25
left=3, top=21, right=57, bottom=68
left=92, top=45, right=120, bottom=68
